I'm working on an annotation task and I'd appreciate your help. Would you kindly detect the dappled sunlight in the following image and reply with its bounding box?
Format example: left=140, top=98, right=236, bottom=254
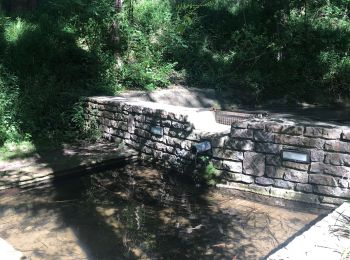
left=3, top=18, right=37, bottom=44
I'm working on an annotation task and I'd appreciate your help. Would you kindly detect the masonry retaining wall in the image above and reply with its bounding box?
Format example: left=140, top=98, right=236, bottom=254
left=85, top=96, right=350, bottom=207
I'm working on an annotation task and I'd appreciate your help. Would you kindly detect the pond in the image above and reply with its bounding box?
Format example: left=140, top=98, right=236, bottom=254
left=0, top=164, right=326, bottom=259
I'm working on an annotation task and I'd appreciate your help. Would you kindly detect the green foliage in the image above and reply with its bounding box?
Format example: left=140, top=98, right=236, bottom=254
left=170, top=0, right=350, bottom=103
left=4, top=18, right=36, bottom=43
left=0, top=66, right=22, bottom=145
left=0, top=0, right=349, bottom=146
left=117, top=0, right=178, bottom=90
left=71, top=100, right=102, bottom=142
left=0, top=0, right=116, bottom=144
left=0, top=140, right=36, bottom=161
left=197, top=155, right=220, bottom=186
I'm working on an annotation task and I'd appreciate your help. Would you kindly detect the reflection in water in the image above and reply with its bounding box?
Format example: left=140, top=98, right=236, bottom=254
left=0, top=165, right=321, bottom=259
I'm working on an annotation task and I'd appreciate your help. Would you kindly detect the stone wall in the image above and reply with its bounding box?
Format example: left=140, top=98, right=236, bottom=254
left=85, top=96, right=350, bottom=207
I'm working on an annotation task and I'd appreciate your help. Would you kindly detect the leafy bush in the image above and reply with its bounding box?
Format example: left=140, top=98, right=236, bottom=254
left=0, top=0, right=116, bottom=144
left=170, top=0, right=350, bottom=103
left=194, top=155, right=220, bottom=186
left=116, top=0, right=179, bottom=90
left=0, top=66, right=22, bottom=145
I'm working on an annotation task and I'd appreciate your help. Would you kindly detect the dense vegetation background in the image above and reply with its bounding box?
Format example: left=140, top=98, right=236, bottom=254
left=0, top=0, right=349, bottom=147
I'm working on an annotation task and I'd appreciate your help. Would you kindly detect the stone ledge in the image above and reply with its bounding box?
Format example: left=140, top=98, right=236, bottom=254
left=0, top=143, right=138, bottom=191
left=268, top=202, right=350, bottom=260
left=217, top=182, right=323, bottom=205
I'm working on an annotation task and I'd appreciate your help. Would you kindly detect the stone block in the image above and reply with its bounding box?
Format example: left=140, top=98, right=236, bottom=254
left=321, top=196, right=346, bottom=205
left=338, top=179, right=349, bottom=188
left=221, top=160, right=243, bottom=173
left=310, top=162, right=350, bottom=178
left=231, top=129, right=254, bottom=139
left=266, top=155, right=281, bottom=166
left=167, top=112, right=185, bottom=122
left=249, top=184, right=271, bottom=195
left=101, top=111, right=115, bottom=119
left=171, top=121, right=187, bottom=130
left=165, top=137, right=183, bottom=148
left=283, top=168, right=308, bottom=183
left=273, top=179, right=295, bottom=189
left=127, top=117, right=135, bottom=133
left=175, top=148, right=191, bottom=159
left=304, top=126, right=342, bottom=140
left=265, top=122, right=283, bottom=133
left=310, top=150, right=325, bottom=162
left=253, top=130, right=275, bottom=142
left=145, top=116, right=158, bottom=124
left=153, top=150, right=163, bottom=159
left=155, top=109, right=168, bottom=119
left=275, top=135, right=324, bottom=149
left=180, top=140, right=192, bottom=150
left=150, top=134, right=165, bottom=142
left=295, top=183, right=313, bottom=193
left=224, top=172, right=254, bottom=184
left=282, top=161, right=309, bottom=171
left=309, top=174, right=338, bottom=187
left=166, top=146, right=175, bottom=154
left=280, top=125, right=304, bottom=136
left=163, top=127, right=170, bottom=135
left=161, top=152, right=171, bottom=161
left=134, top=115, right=145, bottom=122
left=269, top=187, right=320, bottom=204
left=141, top=146, right=153, bottom=154
left=324, top=153, right=350, bottom=166
left=154, top=142, right=167, bottom=152
left=314, top=185, right=350, bottom=198
left=141, top=107, right=154, bottom=115
left=161, top=120, right=172, bottom=127
left=212, top=148, right=244, bottom=161
left=247, top=121, right=265, bottom=130
left=255, top=177, right=274, bottom=186
left=243, top=152, right=265, bottom=176
left=341, top=130, right=350, bottom=141
left=266, top=166, right=283, bottom=179
left=211, top=136, right=229, bottom=147
left=168, top=130, right=187, bottom=139
left=132, top=121, right=147, bottom=130
left=231, top=120, right=249, bottom=129
left=255, top=143, right=282, bottom=154
left=131, top=105, right=143, bottom=114
left=185, top=133, right=201, bottom=142
left=134, top=129, right=152, bottom=139
left=324, top=140, right=350, bottom=153
left=122, top=104, right=132, bottom=113
left=227, top=140, right=254, bottom=151
left=212, top=159, right=223, bottom=169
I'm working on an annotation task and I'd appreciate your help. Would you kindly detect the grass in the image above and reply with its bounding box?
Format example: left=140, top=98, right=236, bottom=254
left=0, top=141, right=37, bottom=161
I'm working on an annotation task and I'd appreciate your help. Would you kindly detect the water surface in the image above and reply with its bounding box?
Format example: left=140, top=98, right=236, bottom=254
left=0, top=165, right=322, bottom=259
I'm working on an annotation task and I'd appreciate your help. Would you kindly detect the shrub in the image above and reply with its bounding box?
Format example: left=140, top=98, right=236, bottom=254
left=0, top=66, right=22, bottom=145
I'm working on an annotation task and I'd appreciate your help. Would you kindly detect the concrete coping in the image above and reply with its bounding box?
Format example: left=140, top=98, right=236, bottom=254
left=87, top=96, right=350, bottom=131
left=268, top=202, right=350, bottom=259
left=0, top=238, right=25, bottom=260
left=88, top=96, right=231, bottom=133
